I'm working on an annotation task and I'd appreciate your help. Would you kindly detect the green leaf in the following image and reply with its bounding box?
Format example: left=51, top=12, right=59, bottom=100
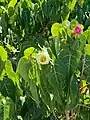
left=0, top=0, right=4, bottom=2
left=51, top=23, right=61, bottom=37
left=78, top=34, right=86, bottom=51
left=85, top=44, right=90, bottom=55
left=84, top=27, right=90, bottom=44
left=4, top=101, right=10, bottom=120
left=70, top=75, right=79, bottom=107
left=0, top=6, right=7, bottom=13
left=1, top=13, right=8, bottom=36
left=0, top=26, right=2, bottom=33
left=61, top=5, right=70, bottom=21
left=45, top=50, right=79, bottom=108
left=5, top=60, right=18, bottom=85
left=0, top=69, right=5, bottom=80
left=83, top=55, right=90, bottom=82
left=41, top=65, right=65, bottom=108
left=0, top=102, right=3, bottom=120
left=68, top=0, right=76, bottom=10
left=8, top=0, right=17, bottom=8
left=40, top=69, right=54, bottom=109
left=17, top=57, right=31, bottom=82
left=85, top=18, right=90, bottom=29
left=0, top=58, right=5, bottom=80
left=4, top=98, right=15, bottom=120
left=0, top=78, right=16, bottom=102
left=30, top=80, right=39, bottom=106
left=25, top=0, right=34, bottom=9
left=0, top=46, right=7, bottom=62
left=55, top=37, right=60, bottom=55
left=70, top=19, right=78, bottom=29
left=24, top=47, right=35, bottom=57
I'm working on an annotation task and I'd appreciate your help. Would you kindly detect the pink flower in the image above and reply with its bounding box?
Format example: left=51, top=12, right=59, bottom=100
left=73, top=25, right=83, bottom=36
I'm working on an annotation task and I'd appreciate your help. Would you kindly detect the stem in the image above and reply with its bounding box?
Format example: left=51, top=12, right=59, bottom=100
left=65, top=111, right=69, bottom=120
left=80, top=54, right=86, bottom=80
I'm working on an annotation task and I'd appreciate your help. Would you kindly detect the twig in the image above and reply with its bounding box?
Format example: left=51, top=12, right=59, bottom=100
left=72, top=103, right=90, bottom=110
left=78, top=104, right=90, bottom=109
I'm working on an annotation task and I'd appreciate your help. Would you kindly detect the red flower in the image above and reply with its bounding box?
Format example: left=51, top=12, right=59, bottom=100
left=73, top=25, right=83, bottom=36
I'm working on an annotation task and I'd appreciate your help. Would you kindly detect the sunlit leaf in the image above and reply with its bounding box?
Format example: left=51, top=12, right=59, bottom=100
left=85, top=44, right=90, bottom=55
left=5, top=60, right=18, bottom=85
left=68, top=0, right=76, bottom=10
left=25, top=0, right=34, bottom=9
left=24, top=47, right=35, bottom=57
left=4, top=101, right=10, bottom=120
left=0, top=46, right=7, bottom=62
left=51, top=23, right=61, bottom=37
left=8, top=0, right=17, bottom=8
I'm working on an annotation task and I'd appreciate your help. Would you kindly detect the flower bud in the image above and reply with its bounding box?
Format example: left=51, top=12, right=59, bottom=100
left=73, top=25, right=83, bottom=36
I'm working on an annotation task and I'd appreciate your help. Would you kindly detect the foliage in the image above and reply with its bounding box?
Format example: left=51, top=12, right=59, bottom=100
left=0, top=0, right=90, bottom=120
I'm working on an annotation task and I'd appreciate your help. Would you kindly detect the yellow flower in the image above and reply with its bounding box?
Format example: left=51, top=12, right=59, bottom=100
left=36, top=49, right=50, bottom=65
